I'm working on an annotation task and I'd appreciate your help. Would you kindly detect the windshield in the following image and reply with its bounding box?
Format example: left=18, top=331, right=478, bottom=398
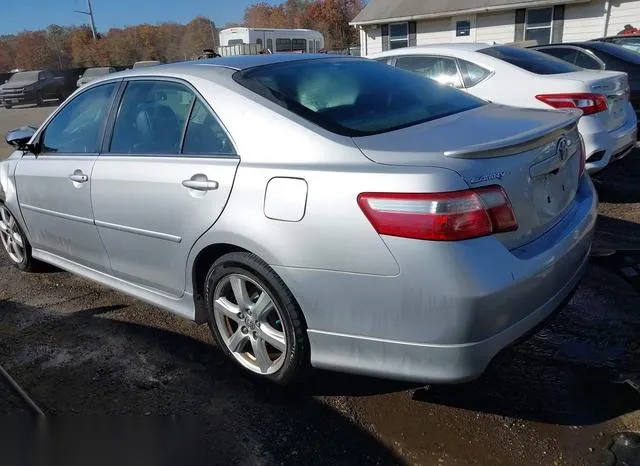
left=82, top=67, right=110, bottom=77
left=479, top=45, right=582, bottom=74
left=234, top=58, right=486, bottom=136
left=9, top=71, right=40, bottom=82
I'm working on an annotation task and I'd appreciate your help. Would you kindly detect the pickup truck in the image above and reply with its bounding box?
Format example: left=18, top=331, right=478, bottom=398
left=0, top=70, right=65, bottom=109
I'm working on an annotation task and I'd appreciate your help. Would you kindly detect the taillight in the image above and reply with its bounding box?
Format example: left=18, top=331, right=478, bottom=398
left=357, top=186, right=518, bottom=242
left=578, top=134, right=586, bottom=178
left=535, top=93, right=608, bottom=115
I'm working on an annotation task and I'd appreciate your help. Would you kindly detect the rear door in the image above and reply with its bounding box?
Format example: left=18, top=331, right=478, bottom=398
left=91, top=78, right=239, bottom=297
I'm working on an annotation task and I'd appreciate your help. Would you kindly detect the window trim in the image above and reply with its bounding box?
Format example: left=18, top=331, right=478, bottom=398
left=100, top=76, right=237, bottom=158
left=389, top=22, right=409, bottom=49
left=534, top=45, right=606, bottom=70
left=524, top=7, right=553, bottom=45
left=32, top=79, right=123, bottom=157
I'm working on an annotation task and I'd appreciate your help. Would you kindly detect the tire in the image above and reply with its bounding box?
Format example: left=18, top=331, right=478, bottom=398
left=204, top=252, right=309, bottom=387
left=0, top=203, right=35, bottom=272
left=4, top=104, right=11, bottom=109
left=57, top=92, right=64, bottom=104
left=35, top=93, right=43, bottom=107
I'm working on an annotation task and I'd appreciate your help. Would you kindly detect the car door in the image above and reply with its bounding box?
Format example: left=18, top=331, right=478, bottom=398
left=91, top=78, right=239, bottom=297
left=393, top=55, right=464, bottom=88
left=14, top=81, right=119, bottom=271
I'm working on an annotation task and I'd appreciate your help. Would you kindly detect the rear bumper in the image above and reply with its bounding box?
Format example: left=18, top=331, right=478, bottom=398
left=580, top=107, right=638, bottom=174
left=274, top=177, right=598, bottom=383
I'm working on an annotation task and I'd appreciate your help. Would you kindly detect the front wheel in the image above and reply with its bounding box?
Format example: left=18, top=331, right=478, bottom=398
left=4, top=104, right=12, bottom=109
left=35, top=93, right=43, bottom=106
left=204, top=252, right=309, bottom=386
left=0, top=204, right=35, bottom=271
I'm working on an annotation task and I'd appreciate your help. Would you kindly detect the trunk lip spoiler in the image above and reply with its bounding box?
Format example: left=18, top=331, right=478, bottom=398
left=444, top=109, right=582, bottom=159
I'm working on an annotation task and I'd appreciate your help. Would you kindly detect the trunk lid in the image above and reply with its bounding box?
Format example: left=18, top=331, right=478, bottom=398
left=543, top=70, right=630, bottom=131
left=352, top=104, right=583, bottom=250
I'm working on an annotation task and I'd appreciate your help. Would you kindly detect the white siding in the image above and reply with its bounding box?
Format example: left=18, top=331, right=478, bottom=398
left=607, top=0, right=640, bottom=35
left=563, top=1, right=606, bottom=42
left=416, top=18, right=452, bottom=44
left=476, top=11, right=516, bottom=43
left=362, top=26, right=382, bottom=54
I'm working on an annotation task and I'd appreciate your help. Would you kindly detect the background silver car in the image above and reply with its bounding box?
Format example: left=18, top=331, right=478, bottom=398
left=0, top=55, right=597, bottom=386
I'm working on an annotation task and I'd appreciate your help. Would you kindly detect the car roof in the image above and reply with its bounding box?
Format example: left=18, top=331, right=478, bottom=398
left=368, top=42, right=496, bottom=59
left=81, top=54, right=365, bottom=89
left=189, top=53, right=358, bottom=69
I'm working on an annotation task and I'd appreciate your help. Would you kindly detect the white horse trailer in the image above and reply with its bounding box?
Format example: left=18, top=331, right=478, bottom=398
left=218, top=27, right=325, bottom=55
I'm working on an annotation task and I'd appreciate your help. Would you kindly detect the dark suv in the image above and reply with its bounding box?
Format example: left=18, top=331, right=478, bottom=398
left=0, top=70, right=65, bottom=109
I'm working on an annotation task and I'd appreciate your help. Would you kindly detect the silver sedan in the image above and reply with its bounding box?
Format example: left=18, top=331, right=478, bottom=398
left=0, top=54, right=597, bottom=386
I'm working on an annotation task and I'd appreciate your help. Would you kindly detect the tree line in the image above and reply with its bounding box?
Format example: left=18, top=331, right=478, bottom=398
left=0, top=0, right=364, bottom=72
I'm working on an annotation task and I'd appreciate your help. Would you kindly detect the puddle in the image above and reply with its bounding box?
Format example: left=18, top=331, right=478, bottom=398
left=609, top=432, right=640, bottom=466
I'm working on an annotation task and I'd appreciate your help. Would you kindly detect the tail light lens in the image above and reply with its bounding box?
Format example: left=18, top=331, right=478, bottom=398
left=357, top=186, right=517, bottom=241
left=535, top=93, right=608, bottom=115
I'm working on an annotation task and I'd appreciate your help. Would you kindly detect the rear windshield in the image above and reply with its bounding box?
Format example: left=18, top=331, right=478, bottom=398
left=479, top=45, right=582, bottom=74
left=587, top=41, right=640, bottom=64
left=233, top=58, right=486, bottom=136
left=9, top=71, right=40, bottom=82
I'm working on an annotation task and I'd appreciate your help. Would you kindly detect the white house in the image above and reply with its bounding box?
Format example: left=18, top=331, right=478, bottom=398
left=350, top=0, right=640, bottom=55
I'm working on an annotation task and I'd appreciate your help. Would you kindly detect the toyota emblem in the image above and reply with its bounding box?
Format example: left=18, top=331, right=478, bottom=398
left=557, top=136, right=569, bottom=161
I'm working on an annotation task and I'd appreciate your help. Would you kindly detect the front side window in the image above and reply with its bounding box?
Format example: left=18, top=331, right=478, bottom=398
left=525, top=8, right=553, bottom=45
left=394, top=56, right=463, bottom=88
left=182, top=100, right=235, bottom=155
left=389, top=23, right=409, bottom=49
left=109, top=80, right=195, bottom=154
left=457, top=59, right=492, bottom=87
left=41, top=82, right=117, bottom=154
left=234, top=58, right=485, bottom=137
left=479, top=45, right=581, bottom=74
left=276, top=38, right=292, bottom=52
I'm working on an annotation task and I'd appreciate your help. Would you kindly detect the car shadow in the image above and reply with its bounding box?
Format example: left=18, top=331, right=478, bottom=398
left=594, top=214, right=640, bottom=251
left=592, top=149, right=640, bottom=203
left=0, top=299, right=405, bottom=466
left=408, top=258, right=640, bottom=426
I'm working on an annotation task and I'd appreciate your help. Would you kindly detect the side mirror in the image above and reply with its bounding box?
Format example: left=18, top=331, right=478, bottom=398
left=6, top=126, right=37, bottom=151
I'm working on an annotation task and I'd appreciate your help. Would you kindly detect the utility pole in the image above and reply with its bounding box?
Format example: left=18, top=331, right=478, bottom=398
left=74, top=0, right=97, bottom=40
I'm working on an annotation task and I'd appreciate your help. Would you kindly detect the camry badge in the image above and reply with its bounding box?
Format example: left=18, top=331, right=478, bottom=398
left=557, top=136, right=569, bottom=162
left=467, top=171, right=505, bottom=185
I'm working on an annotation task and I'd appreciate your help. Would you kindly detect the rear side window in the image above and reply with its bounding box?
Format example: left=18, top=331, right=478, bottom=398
left=457, top=59, right=492, bottom=87
left=234, top=58, right=485, bottom=136
left=478, top=45, right=581, bottom=74
left=182, top=100, right=235, bottom=155
left=110, top=80, right=195, bottom=154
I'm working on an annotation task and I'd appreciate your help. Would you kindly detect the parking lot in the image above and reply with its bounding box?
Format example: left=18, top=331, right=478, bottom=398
left=1, top=104, right=640, bottom=465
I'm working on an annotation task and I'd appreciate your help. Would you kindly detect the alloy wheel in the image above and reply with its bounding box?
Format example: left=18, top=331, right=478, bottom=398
left=212, top=273, right=287, bottom=375
left=0, top=205, right=25, bottom=264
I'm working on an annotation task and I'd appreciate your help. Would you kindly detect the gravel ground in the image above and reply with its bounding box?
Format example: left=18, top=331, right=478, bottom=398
left=1, top=106, right=639, bottom=465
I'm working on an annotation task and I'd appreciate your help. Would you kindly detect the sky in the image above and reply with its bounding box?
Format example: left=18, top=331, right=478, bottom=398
left=0, top=0, right=282, bottom=35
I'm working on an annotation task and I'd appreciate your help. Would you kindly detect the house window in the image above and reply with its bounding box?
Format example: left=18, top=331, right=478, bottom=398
left=389, top=22, right=409, bottom=49
left=456, top=21, right=471, bottom=37
left=525, top=8, right=553, bottom=45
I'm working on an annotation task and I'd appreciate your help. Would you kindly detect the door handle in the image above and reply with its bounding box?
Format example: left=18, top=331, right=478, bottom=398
left=68, top=172, right=88, bottom=183
left=182, top=178, right=219, bottom=191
